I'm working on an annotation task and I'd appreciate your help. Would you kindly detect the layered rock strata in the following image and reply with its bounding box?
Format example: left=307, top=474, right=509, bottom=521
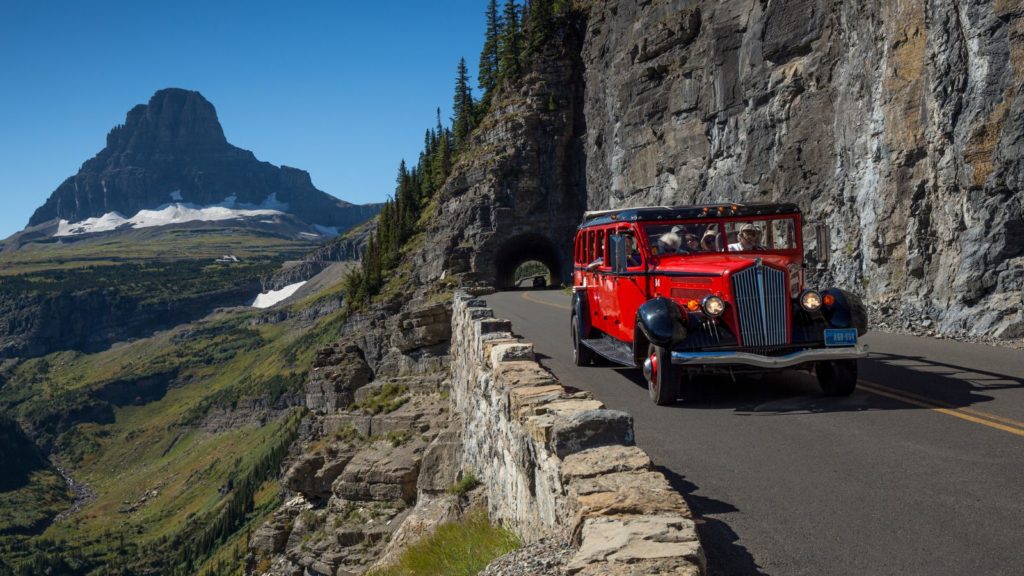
left=248, top=298, right=466, bottom=576
left=451, top=291, right=706, bottom=575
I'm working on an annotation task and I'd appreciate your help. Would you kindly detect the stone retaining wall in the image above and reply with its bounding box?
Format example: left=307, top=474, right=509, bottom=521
left=451, top=291, right=706, bottom=575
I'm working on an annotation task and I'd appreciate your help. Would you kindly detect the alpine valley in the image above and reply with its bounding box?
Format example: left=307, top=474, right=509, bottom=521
left=0, top=88, right=380, bottom=573
left=2, top=0, right=1023, bottom=574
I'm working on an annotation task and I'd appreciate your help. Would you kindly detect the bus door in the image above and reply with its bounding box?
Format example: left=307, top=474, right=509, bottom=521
left=606, top=227, right=647, bottom=342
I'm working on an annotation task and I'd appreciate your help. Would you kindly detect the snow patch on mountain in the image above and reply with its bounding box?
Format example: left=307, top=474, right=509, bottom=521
left=313, top=224, right=340, bottom=237
left=251, top=281, right=307, bottom=309
left=54, top=194, right=290, bottom=237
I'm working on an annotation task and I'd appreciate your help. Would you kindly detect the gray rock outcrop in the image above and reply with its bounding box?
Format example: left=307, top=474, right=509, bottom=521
left=249, top=293, right=460, bottom=576
left=305, top=341, right=373, bottom=413
left=413, top=24, right=589, bottom=289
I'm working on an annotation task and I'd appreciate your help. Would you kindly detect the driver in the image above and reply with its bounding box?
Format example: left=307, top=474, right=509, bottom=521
left=728, top=223, right=765, bottom=251
left=627, top=235, right=642, bottom=266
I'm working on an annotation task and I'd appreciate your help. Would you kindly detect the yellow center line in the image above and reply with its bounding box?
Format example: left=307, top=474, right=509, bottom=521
left=521, top=290, right=572, bottom=310
left=860, top=381, right=1024, bottom=438
left=861, top=380, right=1024, bottom=429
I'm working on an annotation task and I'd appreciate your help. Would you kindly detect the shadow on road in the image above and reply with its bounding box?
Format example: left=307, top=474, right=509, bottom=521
left=655, top=465, right=767, bottom=576
left=602, top=349, right=1024, bottom=415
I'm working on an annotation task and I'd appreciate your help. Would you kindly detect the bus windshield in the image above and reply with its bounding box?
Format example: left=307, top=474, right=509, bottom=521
left=644, top=217, right=798, bottom=256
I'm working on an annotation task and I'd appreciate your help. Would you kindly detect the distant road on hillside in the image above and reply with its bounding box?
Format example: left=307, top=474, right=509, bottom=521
left=489, top=289, right=1024, bottom=576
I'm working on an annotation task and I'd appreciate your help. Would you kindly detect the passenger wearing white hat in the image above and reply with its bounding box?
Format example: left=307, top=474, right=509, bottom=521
left=657, top=225, right=685, bottom=254
left=728, top=223, right=764, bottom=251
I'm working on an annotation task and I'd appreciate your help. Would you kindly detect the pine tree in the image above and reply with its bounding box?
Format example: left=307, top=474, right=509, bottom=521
left=452, top=57, right=476, bottom=147
left=431, top=108, right=452, bottom=192
left=478, top=0, right=502, bottom=103
left=498, top=0, right=522, bottom=83
left=342, top=106, right=460, bottom=308
left=526, top=0, right=554, bottom=54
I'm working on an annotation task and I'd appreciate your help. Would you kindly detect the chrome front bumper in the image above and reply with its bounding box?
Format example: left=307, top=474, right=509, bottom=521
left=671, top=344, right=869, bottom=369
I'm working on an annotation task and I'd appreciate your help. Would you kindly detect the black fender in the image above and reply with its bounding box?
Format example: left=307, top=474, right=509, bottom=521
left=635, top=297, right=688, bottom=348
left=822, top=288, right=869, bottom=336
left=572, top=290, right=592, bottom=339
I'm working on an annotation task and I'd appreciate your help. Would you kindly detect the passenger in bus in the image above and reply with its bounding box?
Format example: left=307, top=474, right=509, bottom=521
left=729, top=223, right=765, bottom=251
left=701, top=230, right=719, bottom=252
left=657, top=225, right=683, bottom=254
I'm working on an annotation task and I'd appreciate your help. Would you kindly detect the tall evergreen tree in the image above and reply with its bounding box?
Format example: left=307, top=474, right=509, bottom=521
left=452, top=57, right=476, bottom=147
left=498, top=0, right=522, bottom=83
left=526, top=0, right=554, bottom=53
left=478, top=0, right=502, bottom=102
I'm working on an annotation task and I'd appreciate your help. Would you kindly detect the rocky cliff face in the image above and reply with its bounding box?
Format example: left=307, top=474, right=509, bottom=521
left=413, top=20, right=589, bottom=289
left=28, top=88, right=377, bottom=231
left=581, top=0, right=1024, bottom=338
left=264, top=218, right=377, bottom=291
left=0, top=279, right=258, bottom=359
left=247, top=296, right=464, bottom=576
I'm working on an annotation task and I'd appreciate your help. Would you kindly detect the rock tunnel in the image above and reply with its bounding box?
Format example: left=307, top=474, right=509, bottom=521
left=493, top=233, right=566, bottom=290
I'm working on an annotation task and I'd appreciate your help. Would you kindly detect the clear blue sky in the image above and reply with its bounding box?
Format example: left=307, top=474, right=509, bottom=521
left=0, top=0, right=487, bottom=239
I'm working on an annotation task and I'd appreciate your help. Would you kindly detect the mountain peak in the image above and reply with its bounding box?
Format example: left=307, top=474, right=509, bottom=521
left=104, top=88, right=227, bottom=154
left=27, top=89, right=376, bottom=231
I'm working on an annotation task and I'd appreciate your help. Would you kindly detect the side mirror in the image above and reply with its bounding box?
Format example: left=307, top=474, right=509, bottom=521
left=610, top=235, right=627, bottom=274
left=814, top=224, right=830, bottom=265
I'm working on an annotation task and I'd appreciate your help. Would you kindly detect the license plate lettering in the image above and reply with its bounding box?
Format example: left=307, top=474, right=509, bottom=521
left=824, top=328, right=857, bottom=347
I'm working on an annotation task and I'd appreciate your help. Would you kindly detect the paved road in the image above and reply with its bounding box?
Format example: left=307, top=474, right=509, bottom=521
left=487, top=289, right=1024, bottom=576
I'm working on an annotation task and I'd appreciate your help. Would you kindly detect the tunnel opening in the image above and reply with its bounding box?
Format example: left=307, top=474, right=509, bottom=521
left=514, top=260, right=550, bottom=289
left=494, top=233, right=564, bottom=290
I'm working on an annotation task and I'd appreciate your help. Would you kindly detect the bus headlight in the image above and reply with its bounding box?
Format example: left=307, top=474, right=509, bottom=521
left=702, top=295, right=726, bottom=317
left=800, top=290, right=822, bottom=311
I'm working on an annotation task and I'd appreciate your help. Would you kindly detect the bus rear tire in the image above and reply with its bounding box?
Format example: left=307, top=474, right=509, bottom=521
left=572, top=313, right=594, bottom=367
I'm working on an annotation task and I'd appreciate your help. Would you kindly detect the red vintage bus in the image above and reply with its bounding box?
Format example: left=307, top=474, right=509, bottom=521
left=571, top=203, right=868, bottom=405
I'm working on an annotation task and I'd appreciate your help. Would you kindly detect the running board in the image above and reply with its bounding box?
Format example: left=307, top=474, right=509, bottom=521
left=581, top=335, right=636, bottom=367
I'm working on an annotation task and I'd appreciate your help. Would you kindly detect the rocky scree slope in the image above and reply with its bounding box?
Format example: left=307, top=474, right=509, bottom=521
left=581, top=0, right=1024, bottom=339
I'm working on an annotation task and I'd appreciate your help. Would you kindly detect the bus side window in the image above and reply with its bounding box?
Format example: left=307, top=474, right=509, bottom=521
left=625, top=231, right=641, bottom=268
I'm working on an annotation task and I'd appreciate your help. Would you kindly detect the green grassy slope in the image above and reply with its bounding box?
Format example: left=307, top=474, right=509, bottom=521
left=0, top=225, right=326, bottom=361
left=0, top=226, right=356, bottom=575
left=0, top=225, right=319, bottom=277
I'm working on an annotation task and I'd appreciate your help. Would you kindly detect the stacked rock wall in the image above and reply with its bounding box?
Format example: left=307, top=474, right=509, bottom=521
left=451, top=291, right=706, bottom=575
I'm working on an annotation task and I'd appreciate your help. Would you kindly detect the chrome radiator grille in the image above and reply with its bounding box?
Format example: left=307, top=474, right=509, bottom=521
left=731, top=263, right=789, bottom=347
